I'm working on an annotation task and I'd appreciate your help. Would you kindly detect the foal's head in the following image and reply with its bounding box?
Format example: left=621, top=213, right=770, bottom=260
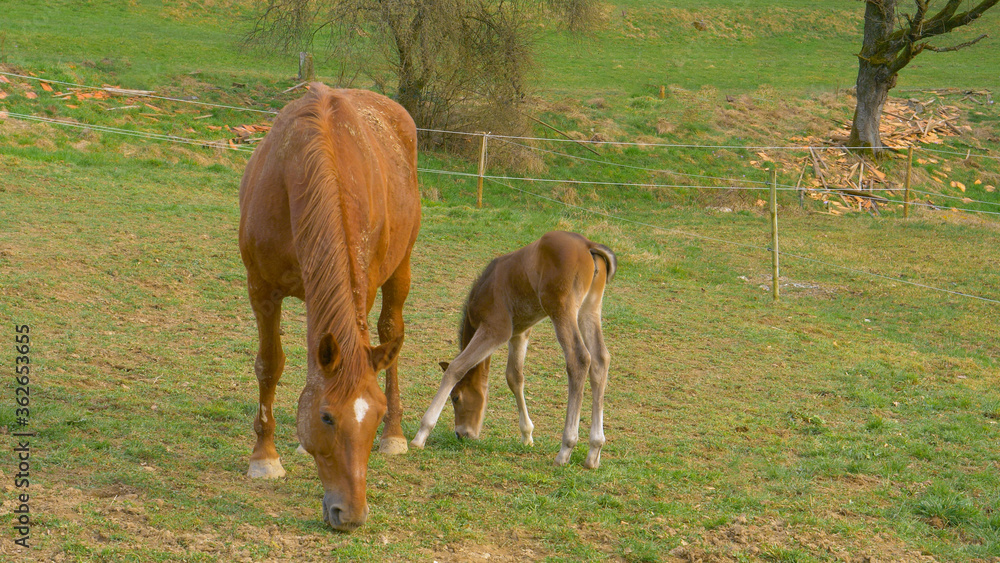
left=441, top=358, right=491, bottom=439
left=297, top=333, right=401, bottom=531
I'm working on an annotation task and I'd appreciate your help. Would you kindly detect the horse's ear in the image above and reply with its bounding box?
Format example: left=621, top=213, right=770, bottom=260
left=370, top=334, right=404, bottom=372
left=439, top=361, right=449, bottom=372
left=317, top=333, right=342, bottom=375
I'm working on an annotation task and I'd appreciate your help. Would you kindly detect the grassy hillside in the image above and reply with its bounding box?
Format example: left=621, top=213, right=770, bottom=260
left=2, top=1, right=1000, bottom=562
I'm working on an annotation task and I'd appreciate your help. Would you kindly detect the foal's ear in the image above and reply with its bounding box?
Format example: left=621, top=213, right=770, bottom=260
left=317, top=333, right=343, bottom=374
left=439, top=362, right=449, bottom=372
left=370, top=334, right=404, bottom=372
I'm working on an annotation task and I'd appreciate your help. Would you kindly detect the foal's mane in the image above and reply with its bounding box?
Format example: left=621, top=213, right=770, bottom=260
left=294, top=87, right=370, bottom=401
left=457, top=258, right=499, bottom=352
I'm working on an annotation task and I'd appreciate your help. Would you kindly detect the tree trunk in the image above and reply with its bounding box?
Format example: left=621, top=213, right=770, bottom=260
left=848, top=0, right=897, bottom=155
left=848, top=58, right=895, bottom=152
left=390, top=2, right=428, bottom=127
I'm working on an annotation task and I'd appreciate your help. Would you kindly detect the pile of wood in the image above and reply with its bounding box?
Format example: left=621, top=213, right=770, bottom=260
left=798, top=150, right=891, bottom=215
left=785, top=93, right=982, bottom=215
left=827, top=97, right=972, bottom=149
left=228, top=123, right=270, bottom=147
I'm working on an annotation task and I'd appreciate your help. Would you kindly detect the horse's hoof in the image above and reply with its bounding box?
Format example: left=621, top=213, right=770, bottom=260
left=554, top=447, right=573, bottom=466
left=379, top=436, right=408, bottom=455
left=295, top=443, right=308, bottom=455
left=247, top=458, right=286, bottom=479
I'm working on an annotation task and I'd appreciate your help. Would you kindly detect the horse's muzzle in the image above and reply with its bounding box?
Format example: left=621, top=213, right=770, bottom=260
left=322, top=492, right=367, bottom=532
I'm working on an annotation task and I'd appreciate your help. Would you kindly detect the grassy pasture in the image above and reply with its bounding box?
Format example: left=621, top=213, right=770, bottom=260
left=2, top=1, right=1000, bottom=562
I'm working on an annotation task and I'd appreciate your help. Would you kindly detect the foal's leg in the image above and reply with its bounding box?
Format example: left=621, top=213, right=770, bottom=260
left=376, top=258, right=412, bottom=455
left=550, top=311, right=592, bottom=466
left=411, top=326, right=510, bottom=448
left=505, top=330, right=534, bottom=446
left=579, top=304, right=609, bottom=469
left=247, top=279, right=288, bottom=478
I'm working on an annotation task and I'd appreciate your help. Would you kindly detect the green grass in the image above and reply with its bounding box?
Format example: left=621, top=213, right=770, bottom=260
left=2, top=0, right=1000, bottom=561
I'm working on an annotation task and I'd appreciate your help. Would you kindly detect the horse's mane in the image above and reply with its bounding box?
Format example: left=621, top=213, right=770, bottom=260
left=457, top=257, right=499, bottom=352
left=294, top=88, right=369, bottom=401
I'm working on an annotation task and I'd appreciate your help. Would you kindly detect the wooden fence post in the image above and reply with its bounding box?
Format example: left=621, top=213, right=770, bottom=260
left=477, top=132, right=489, bottom=209
left=904, top=146, right=913, bottom=219
left=770, top=167, right=780, bottom=302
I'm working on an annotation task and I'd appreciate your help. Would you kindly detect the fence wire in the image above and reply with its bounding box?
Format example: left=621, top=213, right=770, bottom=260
left=2, top=71, right=998, bottom=304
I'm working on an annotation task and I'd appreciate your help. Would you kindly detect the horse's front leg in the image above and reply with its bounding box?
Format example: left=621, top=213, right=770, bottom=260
left=247, top=280, right=288, bottom=478
left=376, top=259, right=412, bottom=455
left=411, top=327, right=508, bottom=448
left=505, top=330, right=534, bottom=446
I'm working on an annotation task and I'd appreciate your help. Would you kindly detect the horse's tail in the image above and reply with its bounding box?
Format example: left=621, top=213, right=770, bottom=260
left=589, top=244, right=617, bottom=283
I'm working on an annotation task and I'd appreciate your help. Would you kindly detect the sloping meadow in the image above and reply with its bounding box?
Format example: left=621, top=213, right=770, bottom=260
left=1, top=113, right=999, bottom=561
left=2, top=0, right=1000, bottom=561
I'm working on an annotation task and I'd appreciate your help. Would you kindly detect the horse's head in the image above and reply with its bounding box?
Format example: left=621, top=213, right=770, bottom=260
left=297, top=332, right=401, bottom=532
left=441, top=358, right=491, bottom=440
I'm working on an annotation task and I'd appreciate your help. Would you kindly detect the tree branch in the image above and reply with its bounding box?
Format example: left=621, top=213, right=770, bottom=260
left=879, top=0, right=998, bottom=72
left=911, top=0, right=1000, bottom=41
left=924, top=33, right=989, bottom=52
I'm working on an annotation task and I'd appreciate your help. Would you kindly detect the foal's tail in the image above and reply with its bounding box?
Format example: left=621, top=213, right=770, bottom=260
left=589, top=244, right=617, bottom=283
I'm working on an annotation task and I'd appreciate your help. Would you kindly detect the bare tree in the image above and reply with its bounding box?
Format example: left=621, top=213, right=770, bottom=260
left=548, top=0, right=604, bottom=32
left=849, top=0, right=999, bottom=154
left=245, top=0, right=537, bottom=142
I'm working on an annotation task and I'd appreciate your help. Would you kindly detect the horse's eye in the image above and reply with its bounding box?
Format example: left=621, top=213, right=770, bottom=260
left=321, top=413, right=335, bottom=426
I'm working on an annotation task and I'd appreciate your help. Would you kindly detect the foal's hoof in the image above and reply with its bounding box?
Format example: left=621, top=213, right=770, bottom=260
left=247, top=458, right=286, bottom=479
left=379, top=436, right=409, bottom=455
left=410, top=426, right=431, bottom=449
left=554, top=447, right=573, bottom=466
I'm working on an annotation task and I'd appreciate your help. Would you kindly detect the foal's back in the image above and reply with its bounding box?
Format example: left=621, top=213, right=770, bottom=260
left=470, top=231, right=613, bottom=327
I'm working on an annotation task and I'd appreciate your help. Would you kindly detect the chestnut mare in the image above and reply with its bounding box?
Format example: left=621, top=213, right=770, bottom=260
left=238, top=84, right=420, bottom=531
left=411, top=231, right=616, bottom=469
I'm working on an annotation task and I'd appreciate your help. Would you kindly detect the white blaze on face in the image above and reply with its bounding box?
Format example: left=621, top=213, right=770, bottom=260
left=353, top=397, right=370, bottom=424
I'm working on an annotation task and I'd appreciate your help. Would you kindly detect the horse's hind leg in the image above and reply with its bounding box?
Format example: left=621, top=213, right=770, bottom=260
left=376, top=258, right=412, bottom=455
left=550, top=311, right=592, bottom=466
left=579, top=302, right=609, bottom=469
left=505, top=330, right=534, bottom=446
left=247, top=278, right=287, bottom=478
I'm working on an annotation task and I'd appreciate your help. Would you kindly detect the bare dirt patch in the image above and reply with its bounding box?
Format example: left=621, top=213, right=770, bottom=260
left=668, top=515, right=939, bottom=562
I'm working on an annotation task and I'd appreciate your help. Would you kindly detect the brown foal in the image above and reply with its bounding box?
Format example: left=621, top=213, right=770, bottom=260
left=411, top=231, right=616, bottom=469
left=238, top=84, right=420, bottom=531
